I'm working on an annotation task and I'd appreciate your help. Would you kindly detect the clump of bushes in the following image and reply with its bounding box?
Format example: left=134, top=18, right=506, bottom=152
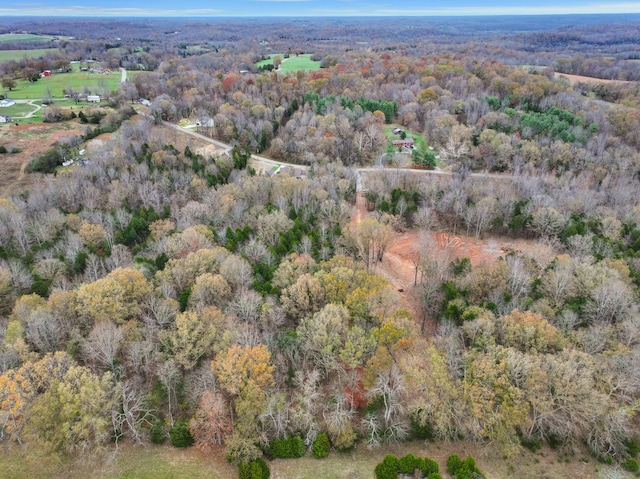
left=312, top=432, right=331, bottom=458
left=374, top=453, right=441, bottom=479
left=410, top=410, right=434, bottom=440
left=238, top=458, right=270, bottom=479
left=149, top=419, right=167, bottom=444
left=264, top=435, right=306, bottom=459
left=622, top=458, right=639, bottom=472
left=169, top=419, right=194, bottom=447
left=446, top=454, right=484, bottom=479
left=375, top=454, right=399, bottom=479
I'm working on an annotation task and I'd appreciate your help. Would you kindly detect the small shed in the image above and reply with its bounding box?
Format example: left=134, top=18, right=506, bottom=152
left=0, top=114, right=12, bottom=123
left=87, top=95, right=101, bottom=103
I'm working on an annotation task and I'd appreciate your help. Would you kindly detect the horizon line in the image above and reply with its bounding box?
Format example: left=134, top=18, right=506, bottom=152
left=2, top=8, right=640, bottom=18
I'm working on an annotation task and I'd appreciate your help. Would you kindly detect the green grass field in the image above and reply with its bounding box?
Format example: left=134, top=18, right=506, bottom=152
left=0, top=48, right=59, bottom=63
left=385, top=123, right=428, bottom=150
left=256, top=53, right=321, bottom=72
left=4, top=71, right=124, bottom=100
left=0, top=102, right=37, bottom=118
left=0, top=34, right=55, bottom=43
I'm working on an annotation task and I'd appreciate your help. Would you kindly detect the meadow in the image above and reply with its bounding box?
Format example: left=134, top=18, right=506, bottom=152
left=5, top=71, right=125, bottom=100
left=0, top=48, right=59, bottom=62
left=256, top=53, right=321, bottom=72
left=0, top=33, right=55, bottom=43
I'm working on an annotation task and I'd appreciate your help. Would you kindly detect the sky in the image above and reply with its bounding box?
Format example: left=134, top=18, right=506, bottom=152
left=2, top=0, right=640, bottom=17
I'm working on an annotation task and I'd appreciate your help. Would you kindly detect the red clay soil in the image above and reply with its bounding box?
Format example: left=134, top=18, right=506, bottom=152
left=351, top=192, right=554, bottom=335
left=0, top=122, right=84, bottom=195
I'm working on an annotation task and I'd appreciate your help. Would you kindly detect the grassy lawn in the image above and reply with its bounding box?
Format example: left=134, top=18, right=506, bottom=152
left=385, top=123, right=428, bottom=150
left=0, top=102, right=38, bottom=117
left=0, top=48, right=59, bottom=62
left=3, top=71, right=124, bottom=100
left=256, top=53, right=321, bottom=72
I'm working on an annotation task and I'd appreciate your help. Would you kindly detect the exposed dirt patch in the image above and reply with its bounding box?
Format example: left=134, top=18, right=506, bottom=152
left=0, top=121, right=85, bottom=196
left=556, top=72, right=630, bottom=85
left=352, top=193, right=556, bottom=334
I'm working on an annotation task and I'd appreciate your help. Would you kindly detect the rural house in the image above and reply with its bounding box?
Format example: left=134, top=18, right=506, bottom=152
left=0, top=114, right=11, bottom=123
left=393, top=138, right=415, bottom=149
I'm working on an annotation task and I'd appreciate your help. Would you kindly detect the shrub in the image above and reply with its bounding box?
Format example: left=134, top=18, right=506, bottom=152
left=331, top=424, right=357, bottom=452
left=418, top=457, right=439, bottom=476
left=149, top=419, right=167, bottom=444
left=622, top=458, right=639, bottom=472
left=312, top=432, right=331, bottom=459
left=410, top=411, right=434, bottom=440
left=625, top=437, right=640, bottom=457
left=27, top=148, right=64, bottom=173
left=0, top=145, right=7, bottom=154
left=398, top=454, right=420, bottom=475
left=375, top=454, right=398, bottom=479
left=520, top=434, right=542, bottom=452
left=264, top=435, right=306, bottom=459
left=170, top=419, right=194, bottom=447
left=446, top=454, right=484, bottom=479
left=238, top=458, right=270, bottom=479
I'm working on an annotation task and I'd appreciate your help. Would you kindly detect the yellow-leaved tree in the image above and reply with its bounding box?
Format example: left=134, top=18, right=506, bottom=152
left=213, top=344, right=274, bottom=464
left=75, top=268, right=151, bottom=324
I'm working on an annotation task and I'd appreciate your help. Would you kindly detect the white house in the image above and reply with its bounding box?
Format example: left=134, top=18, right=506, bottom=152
left=87, top=95, right=101, bottom=103
left=0, top=98, right=15, bottom=108
left=0, top=114, right=11, bottom=123
left=196, top=116, right=214, bottom=128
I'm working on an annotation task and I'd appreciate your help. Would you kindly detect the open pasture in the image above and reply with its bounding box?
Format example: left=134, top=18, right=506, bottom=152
left=0, top=33, right=55, bottom=43
left=256, top=53, right=321, bottom=72
left=0, top=48, right=58, bottom=63
left=6, top=71, right=122, bottom=100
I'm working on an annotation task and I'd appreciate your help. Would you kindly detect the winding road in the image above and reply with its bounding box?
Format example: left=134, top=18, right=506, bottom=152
left=162, top=120, right=512, bottom=184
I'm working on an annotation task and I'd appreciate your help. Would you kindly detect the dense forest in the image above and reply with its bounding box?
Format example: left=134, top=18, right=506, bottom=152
left=2, top=14, right=640, bottom=479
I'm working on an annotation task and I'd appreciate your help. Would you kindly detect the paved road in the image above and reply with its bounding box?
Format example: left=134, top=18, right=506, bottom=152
left=163, top=121, right=511, bottom=181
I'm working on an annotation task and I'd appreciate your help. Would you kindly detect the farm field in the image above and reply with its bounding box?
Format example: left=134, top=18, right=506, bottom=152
left=4, top=71, right=129, bottom=100
left=0, top=33, right=56, bottom=42
left=256, top=53, right=321, bottom=72
left=0, top=48, right=59, bottom=62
